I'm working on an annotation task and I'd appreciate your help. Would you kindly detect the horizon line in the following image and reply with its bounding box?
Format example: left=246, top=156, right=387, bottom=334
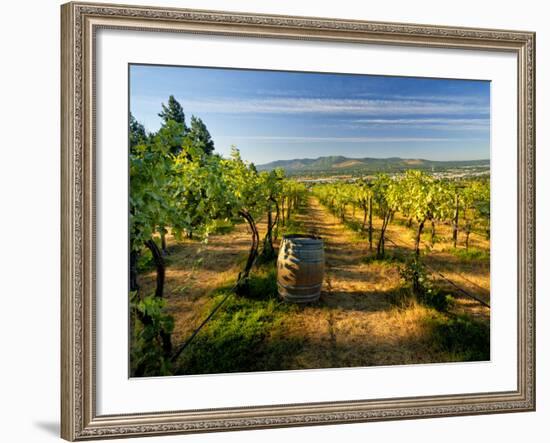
left=254, top=155, right=490, bottom=166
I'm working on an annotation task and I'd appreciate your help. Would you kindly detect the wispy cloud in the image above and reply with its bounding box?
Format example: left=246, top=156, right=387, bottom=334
left=348, top=117, right=490, bottom=131
left=215, top=135, right=482, bottom=144
left=248, top=89, right=488, bottom=104
left=354, top=92, right=488, bottom=104
left=134, top=95, right=489, bottom=117
left=353, top=118, right=488, bottom=124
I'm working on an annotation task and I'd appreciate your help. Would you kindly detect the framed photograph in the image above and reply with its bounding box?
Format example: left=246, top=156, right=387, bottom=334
left=61, top=1, right=536, bottom=440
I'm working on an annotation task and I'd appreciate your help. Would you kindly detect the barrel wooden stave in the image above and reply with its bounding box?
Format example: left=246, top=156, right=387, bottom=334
left=277, top=235, right=324, bottom=303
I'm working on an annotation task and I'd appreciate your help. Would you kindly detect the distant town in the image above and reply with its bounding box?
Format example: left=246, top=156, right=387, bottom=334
left=256, top=155, right=490, bottom=183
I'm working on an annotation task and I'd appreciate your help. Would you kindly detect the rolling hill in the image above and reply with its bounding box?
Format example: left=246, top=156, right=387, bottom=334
left=256, top=156, right=489, bottom=175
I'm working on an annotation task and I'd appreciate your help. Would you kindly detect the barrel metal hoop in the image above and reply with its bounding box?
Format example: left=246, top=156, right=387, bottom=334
left=277, top=282, right=323, bottom=291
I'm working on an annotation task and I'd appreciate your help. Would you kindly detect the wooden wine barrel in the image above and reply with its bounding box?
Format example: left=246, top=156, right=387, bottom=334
left=277, top=235, right=325, bottom=303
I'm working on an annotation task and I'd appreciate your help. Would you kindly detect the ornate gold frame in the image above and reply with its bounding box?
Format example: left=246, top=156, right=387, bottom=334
left=61, top=2, right=536, bottom=440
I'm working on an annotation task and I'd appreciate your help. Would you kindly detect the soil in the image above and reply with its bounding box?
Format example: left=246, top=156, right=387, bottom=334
left=137, top=195, right=490, bottom=369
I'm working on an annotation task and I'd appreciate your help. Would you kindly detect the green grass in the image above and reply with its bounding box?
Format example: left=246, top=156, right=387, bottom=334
left=279, top=217, right=307, bottom=237
left=425, top=313, right=490, bottom=362
left=445, top=247, right=490, bottom=261
left=362, top=250, right=408, bottom=265
left=342, top=218, right=364, bottom=234
left=174, top=266, right=304, bottom=375
left=245, top=267, right=278, bottom=300
left=420, top=230, right=448, bottom=245
left=209, top=218, right=236, bottom=235
left=393, top=217, right=414, bottom=228
left=294, top=204, right=308, bottom=215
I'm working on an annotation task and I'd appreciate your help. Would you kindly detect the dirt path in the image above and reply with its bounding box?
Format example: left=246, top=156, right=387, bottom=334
left=280, top=197, right=467, bottom=369
left=138, top=195, right=490, bottom=371
left=300, top=197, right=399, bottom=309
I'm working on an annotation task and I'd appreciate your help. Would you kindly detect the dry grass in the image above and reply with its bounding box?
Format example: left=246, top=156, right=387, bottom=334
left=135, top=195, right=490, bottom=373
left=137, top=218, right=269, bottom=344
left=271, top=197, right=490, bottom=369
left=341, top=201, right=490, bottom=319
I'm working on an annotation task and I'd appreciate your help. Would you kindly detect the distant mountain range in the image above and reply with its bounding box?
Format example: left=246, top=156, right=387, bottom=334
left=256, top=156, right=489, bottom=175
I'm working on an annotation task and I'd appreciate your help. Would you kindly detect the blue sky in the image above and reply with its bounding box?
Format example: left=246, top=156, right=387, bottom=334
left=129, top=64, right=490, bottom=165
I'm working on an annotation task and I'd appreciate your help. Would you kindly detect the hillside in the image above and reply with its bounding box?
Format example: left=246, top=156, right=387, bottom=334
left=256, top=156, right=489, bottom=175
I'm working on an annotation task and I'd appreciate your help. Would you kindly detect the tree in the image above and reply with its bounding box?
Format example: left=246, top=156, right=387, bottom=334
left=372, top=174, right=401, bottom=258
left=170, top=140, right=229, bottom=242
left=451, top=184, right=463, bottom=248
left=158, top=95, right=186, bottom=127
left=129, top=126, right=176, bottom=368
left=158, top=95, right=188, bottom=155
left=460, top=180, right=490, bottom=249
left=149, top=120, right=188, bottom=251
left=429, top=181, right=454, bottom=247
left=477, top=180, right=491, bottom=240
left=130, top=130, right=174, bottom=286
left=313, top=182, right=354, bottom=225
left=188, top=115, right=215, bottom=155
left=281, top=179, right=307, bottom=223
left=220, top=147, right=268, bottom=292
left=356, top=179, right=374, bottom=250
left=399, top=171, right=454, bottom=256
left=130, top=126, right=230, bottom=376
left=259, top=169, right=284, bottom=261
left=400, top=171, right=433, bottom=256
left=130, top=113, right=147, bottom=151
